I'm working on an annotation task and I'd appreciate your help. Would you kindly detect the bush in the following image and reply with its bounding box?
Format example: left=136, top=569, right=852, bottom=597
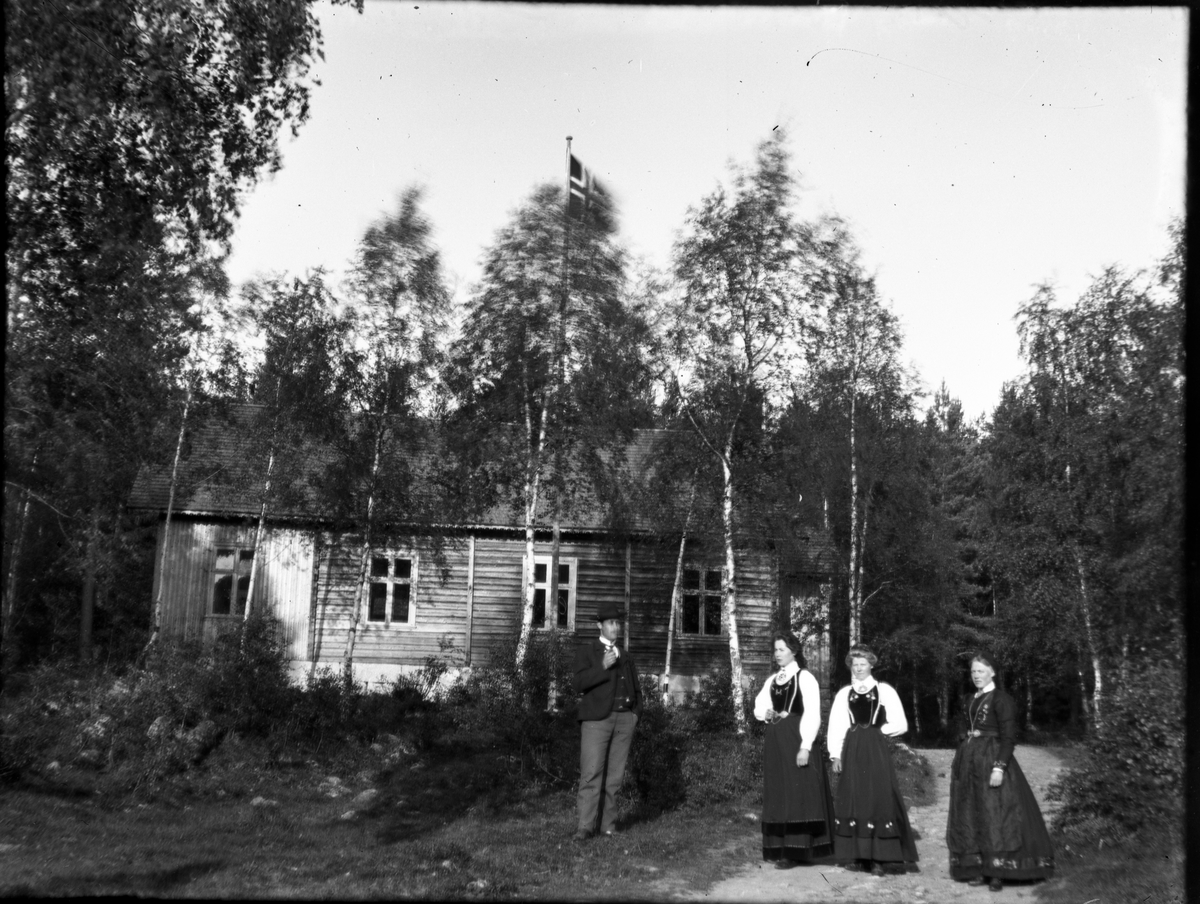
left=133, top=613, right=294, bottom=741
left=447, top=632, right=577, bottom=785
left=0, top=660, right=111, bottom=782
left=623, top=673, right=763, bottom=815
left=624, top=675, right=687, bottom=812
left=1047, top=659, right=1184, bottom=837
left=682, top=663, right=759, bottom=735
left=680, top=730, right=762, bottom=807
left=888, top=738, right=936, bottom=807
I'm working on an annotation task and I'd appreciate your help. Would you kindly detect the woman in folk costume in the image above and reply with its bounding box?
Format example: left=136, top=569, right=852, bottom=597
left=753, top=632, right=835, bottom=867
left=946, top=654, right=1055, bottom=892
left=826, top=645, right=919, bottom=875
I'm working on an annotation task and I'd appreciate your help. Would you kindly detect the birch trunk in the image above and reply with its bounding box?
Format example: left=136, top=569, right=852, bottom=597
left=2, top=471, right=34, bottom=666
left=514, top=396, right=548, bottom=669
left=847, top=389, right=860, bottom=646
left=1024, top=674, right=1037, bottom=731
left=1075, top=661, right=1091, bottom=727
left=79, top=514, right=100, bottom=661
left=343, top=424, right=385, bottom=676
left=662, top=482, right=697, bottom=704
left=243, top=445, right=274, bottom=626
left=721, top=446, right=749, bottom=736
left=549, top=519, right=561, bottom=628
left=911, top=674, right=922, bottom=736
left=1118, top=635, right=1130, bottom=704
left=663, top=532, right=687, bottom=705
left=937, top=680, right=949, bottom=733
left=1070, top=541, right=1103, bottom=732
left=145, top=383, right=193, bottom=655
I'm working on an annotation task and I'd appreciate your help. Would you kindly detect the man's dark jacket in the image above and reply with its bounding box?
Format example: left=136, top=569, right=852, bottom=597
left=572, top=639, right=643, bottom=722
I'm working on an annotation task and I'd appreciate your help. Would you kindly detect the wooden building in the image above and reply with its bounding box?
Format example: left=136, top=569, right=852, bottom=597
left=129, top=405, right=838, bottom=696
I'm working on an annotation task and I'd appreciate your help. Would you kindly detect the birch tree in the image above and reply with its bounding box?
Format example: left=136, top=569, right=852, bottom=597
left=988, top=239, right=1183, bottom=733
left=804, top=249, right=910, bottom=648
left=237, top=274, right=351, bottom=624
left=666, top=131, right=827, bottom=734
left=332, top=188, right=451, bottom=674
left=447, top=182, right=650, bottom=672
left=4, top=0, right=361, bottom=667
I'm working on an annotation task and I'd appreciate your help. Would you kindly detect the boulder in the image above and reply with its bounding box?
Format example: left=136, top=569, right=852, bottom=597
left=147, top=715, right=173, bottom=741
left=183, top=720, right=222, bottom=764
left=352, top=788, right=379, bottom=808
left=80, top=715, right=113, bottom=743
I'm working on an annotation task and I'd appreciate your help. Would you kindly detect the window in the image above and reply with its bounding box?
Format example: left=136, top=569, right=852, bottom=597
left=367, top=553, right=416, bottom=626
left=680, top=566, right=723, bottom=635
left=528, top=556, right=577, bottom=630
left=211, top=547, right=254, bottom=616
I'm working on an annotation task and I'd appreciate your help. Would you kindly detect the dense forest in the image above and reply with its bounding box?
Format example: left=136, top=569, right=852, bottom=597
left=4, top=0, right=1182, bottom=835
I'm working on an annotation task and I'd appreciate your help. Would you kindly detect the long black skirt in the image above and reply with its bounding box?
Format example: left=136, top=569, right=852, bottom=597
left=832, top=725, right=919, bottom=865
left=761, top=713, right=835, bottom=862
left=946, top=737, right=1055, bottom=881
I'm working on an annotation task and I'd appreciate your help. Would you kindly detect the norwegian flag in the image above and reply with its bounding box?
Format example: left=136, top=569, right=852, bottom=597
left=567, top=153, right=614, bottom=232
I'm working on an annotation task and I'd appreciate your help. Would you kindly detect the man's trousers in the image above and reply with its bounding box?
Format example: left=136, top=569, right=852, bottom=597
left=577, top=710, right=638, bottom=834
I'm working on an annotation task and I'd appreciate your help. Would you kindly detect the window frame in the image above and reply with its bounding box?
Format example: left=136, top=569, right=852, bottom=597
left=677, top=564, right=725, bottom=637
left=209, top=546, right=255, bottom=617
left=364, top=550, right=418, bottom=628
left=524, top=554, right=578, bottom=632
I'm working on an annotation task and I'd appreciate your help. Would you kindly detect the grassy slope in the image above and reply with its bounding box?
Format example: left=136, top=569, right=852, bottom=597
left=5, top=727, right=1179, bottom=901
left=0, top=739, right=765, bottom=900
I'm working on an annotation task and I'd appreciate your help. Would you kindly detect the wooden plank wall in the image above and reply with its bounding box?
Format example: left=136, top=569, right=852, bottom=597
left=622, top=542, right=778, bottom=688
left=159, top=519, right=783, bottom=683
left=156, top=519, right=313, bottom=660
left=309, top=535, right=473, bottom=668
left=307, top=531, right=778, bottom=682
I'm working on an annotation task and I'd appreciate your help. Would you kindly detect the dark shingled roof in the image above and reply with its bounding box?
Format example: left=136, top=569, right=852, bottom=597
left=129, top=403, right=837, bottom=572
left=129, top=404, right=664, bottom=530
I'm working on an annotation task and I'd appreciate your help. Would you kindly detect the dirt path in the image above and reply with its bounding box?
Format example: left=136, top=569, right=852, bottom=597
left=677, top=746, right=1067, bottom=903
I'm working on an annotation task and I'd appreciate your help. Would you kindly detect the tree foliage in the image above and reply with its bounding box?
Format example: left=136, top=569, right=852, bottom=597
left=663, top=130, right=837, bottom=733
left=446, top=182, right=655, bottom=666
left=4, top=0, right=361, bottom=667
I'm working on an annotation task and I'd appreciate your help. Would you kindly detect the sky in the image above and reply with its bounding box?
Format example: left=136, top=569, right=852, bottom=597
left=222, top=3, right=1187, bottom=422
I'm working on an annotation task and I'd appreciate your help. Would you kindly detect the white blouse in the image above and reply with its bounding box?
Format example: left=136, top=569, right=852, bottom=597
left=753, top=663, right=822, bottom=752
left=826, top=680, right=908, bottom=760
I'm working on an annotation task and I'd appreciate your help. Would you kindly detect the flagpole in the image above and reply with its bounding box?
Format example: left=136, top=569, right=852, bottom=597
left=548, top=136, right=574, bottom=628
left=559, top=134, right=572, bottom=408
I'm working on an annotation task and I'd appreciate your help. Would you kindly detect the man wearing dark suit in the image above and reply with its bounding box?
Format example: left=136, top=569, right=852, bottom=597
left=572, top=603, right=642, bottom=840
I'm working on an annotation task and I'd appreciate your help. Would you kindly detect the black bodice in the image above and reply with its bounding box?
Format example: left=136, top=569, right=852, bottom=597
left=847, top=687, right=887, bottom=727
left=769, top=674, right=806, bottom=716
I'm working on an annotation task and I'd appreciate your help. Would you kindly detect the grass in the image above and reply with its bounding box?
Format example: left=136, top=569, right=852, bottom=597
left=1034, top=827, right=1185, bottom=904
left=0, top=734, right=766, bottom=900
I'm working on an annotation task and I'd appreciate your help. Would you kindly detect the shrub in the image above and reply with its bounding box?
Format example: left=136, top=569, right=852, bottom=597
left=447, top=632, right=577, bottom=785
left=624, top=674, right=763, bottom=814
left=889, top=739, right=936, bottom=807
left=682, top=663, right=758, bottom=735
left=1047, top=659, right=1184, bottom=837
left=0, top=660, right=111, bottom=782
left=680, top=730, right=762, bottom=807
left=624, top=674, right=687, bottom=812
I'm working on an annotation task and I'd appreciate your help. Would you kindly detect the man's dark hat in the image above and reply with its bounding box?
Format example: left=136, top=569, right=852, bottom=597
left=596, top=604, right=626, bottom=622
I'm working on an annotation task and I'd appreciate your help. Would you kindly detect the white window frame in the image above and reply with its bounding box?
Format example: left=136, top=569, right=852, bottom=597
left=678, top=564, right=725, bottom=636
left=365, top=550, right=418, bottom=628
left=209, top=546, right=255, bottom=617
left=525, top=555, right=578, bottom=631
